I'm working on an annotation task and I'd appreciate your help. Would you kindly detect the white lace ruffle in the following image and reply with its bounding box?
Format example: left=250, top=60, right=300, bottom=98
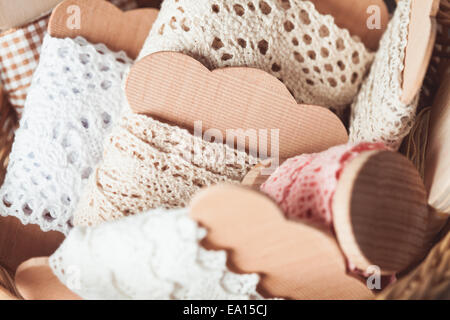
left=0, top=35, right=133, bottom=235
left=139, top=0, right=374, bottom=115
left=50, top=208, right=264, bottom=300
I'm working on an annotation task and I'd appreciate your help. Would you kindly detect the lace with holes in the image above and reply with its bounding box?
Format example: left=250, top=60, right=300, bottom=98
left=50, top=208, right=265, bottom=300
left=0, top=35, right=133, bottom=235
left=139, top=0, right=374, bottom=115
left=349, top=0, right=418, bottom=150
left=73, top=112, right=259, bottom=227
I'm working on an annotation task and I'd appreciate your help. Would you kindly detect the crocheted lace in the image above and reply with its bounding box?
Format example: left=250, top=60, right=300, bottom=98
left=74, top=112, right=259, bottom=227
left=349, top=0, right=418, bottom=149
left=139, top=0, right=374, bottom=115
left=0, top=35, right=133, bottom=235
left=50, top=209, right=264, bottom=300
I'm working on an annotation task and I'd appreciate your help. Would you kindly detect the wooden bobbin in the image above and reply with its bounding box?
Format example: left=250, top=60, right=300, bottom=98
left=0, top=0, right=63, bottom=29
left=15, top=257, right=80, bottom=300
left=425, top=67, right=450, bottom=214
left=126, top=52, right=349, bottom=160
left=15, top=184, right=373, bottom=301
left=333, top=150, right=433, bottom=275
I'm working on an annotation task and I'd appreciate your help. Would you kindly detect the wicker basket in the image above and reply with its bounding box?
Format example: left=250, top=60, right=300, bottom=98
left=0, top=0, right=449, bottom=300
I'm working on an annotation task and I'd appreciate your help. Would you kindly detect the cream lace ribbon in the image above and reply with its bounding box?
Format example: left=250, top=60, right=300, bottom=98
left=74, top=112, right=259, bottom=227
left=50, top=208, right=265, bottom=300
left=0, top=35, right=133, bottom=235
left=139, top=0, right=374, bottom=115
left=349, top=0, right=419, bottom=150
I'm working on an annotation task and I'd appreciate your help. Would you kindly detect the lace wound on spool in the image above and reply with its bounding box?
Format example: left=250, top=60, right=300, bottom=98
left=139, top=0, right=374, bottom=115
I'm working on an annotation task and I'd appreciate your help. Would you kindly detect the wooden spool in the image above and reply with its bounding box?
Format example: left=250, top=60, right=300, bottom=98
left=0, top=0, right=158, bottom=278
left=244, top=150, right=445, bottom=276
left=0, top=0, right=63, bottom=29
left=425, top=67, right=450, bottom=213
left=309, top=0, right=389, bottom=51
left=15, top=185, right=374, bottom=300
left=189, top=185, right=374, bottom=300
left=15, top=258, right=81, bottom=300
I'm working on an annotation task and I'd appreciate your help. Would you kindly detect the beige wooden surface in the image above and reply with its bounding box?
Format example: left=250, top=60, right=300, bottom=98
left=0, top=0, right=63, bottom=29
left=15, top=257, right=81, bottom=300
left=242, top=149, right=441, bottom=277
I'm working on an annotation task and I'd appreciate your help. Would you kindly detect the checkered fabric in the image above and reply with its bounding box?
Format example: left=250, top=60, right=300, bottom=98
left=0, top=0, right=138, bottom=116
left=0, top=17, right=48, bottom=114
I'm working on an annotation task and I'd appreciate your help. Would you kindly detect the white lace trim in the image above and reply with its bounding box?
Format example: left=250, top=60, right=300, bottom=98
left=139, top=0, right=374, bottom=115
left=50, top=208, right=264, bottom=300
left=0, top=35, right=133, bottom=235
left=349, top=0, right=418, bottom=149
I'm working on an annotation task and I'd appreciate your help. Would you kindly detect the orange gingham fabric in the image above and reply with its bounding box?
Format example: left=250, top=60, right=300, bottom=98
left=0, top=0, right=138, bottom=116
